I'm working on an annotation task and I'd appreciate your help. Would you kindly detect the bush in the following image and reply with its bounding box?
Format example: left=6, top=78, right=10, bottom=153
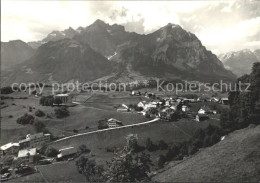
left=78, top=144, right=90, bottom=154
left=16, top=113, right=34, bottom=125
left=1, top=86, right=14, bottom=94
left=34, top=121, right=46, bottom=133
left=35, top=110, right=45, bottom=117
left=158, top=140, right=168, bottom=150
left=157, top=155, right=166, bottom=168
left=145, top=138, right=157, bottom=152
left=40, top=96, right=54, bottom=106
left=45, top=147, right=59, bottom=157
left=54, top=106, right=70, bottom=118
left=8, top=115, right=13, bottom=118
left=97, top=119, right=108, bottom=129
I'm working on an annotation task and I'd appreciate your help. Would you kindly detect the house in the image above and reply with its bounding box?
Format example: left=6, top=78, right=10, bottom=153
left=170, top=102, right=179, bottom=111
left=195, top=114, right=209, bottom=122
left=137, top=101, right=146, bottom=108
left=57, top=147, right=77, bottom=160
left=19, top=133, right=51, bottom=150
left=219, top=98, right=229, bottom=105
left=143, top=102, right=157, bottom=110
left=117, top=104, right=128, bottom=112
left=0, top=143, right=20, bottom=157
left=159, top=108, right=176, bottom=120
left=53, top=93, right=72, bottom=105
left=107, top=118, right=123, bottom=128
left=19, top=138, right=30, bottom=150
left=131, top=91, right=141, bottom=96
left=198, top=106, right=213, bottom=114
left=182, top=105, right=190, bottom=112
left=210, top=97, right=220, bottom=103
left=18, top=148, right=37, bottom=163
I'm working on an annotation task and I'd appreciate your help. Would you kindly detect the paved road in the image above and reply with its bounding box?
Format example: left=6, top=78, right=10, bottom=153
left=52, top=117, right=160, bottom=143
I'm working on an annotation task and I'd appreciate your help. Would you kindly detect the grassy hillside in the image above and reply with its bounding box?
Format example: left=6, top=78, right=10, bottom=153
left=153, top=124, right=260, bottom=182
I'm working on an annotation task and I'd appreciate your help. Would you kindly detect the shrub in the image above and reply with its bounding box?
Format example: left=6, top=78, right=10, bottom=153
left=8, top=115, right=13, bottom=118
left=16, top=113, right=34, bottom=125
left=34, top=121, right=46, bottom=133
left=145, top=138, right=157, bottom=152
left=157, top=155, right=166, bottom=168
left=97, top=119, right=108, bottom=129
left=54, top=106, right=70, bottom=118
left=35, top=110, right=45, bottom=117
left=158, top=140, right=168, bottom=150
left=1, top=86, right=14, bottom=94
left=40, top=96, right=54, bottom=106
left=78, top=144, right=90, bottom=154
left=44, top=147, right=59, bottom=157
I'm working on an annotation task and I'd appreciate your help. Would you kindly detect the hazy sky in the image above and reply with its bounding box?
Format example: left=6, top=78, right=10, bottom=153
left=2, top=0, right=260, bottom=54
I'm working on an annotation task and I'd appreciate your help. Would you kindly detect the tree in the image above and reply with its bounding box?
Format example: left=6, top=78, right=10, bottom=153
left=35, top=109, right=45, bottom=117
left=54, top=97, right=62, bottom=106
left=104, top=152, right=152, bottom=182
left=1, top=86, right=14, bottom=94
left=125, top=134, right=139, bottom=152
left=34, top=121, right=46, bottom=133
left=44, top=147, right=59, bottom=157
left=54, top=106, right=69, bottom=118
left=16, top=113, right=34, bottom=125
left=76, top=156, right=105, bottom=182
left=40, top=96, right=54, bottom=106
left=145, top=138, right=157, bottom=152
left=158, top=140, right=168, bottom=150
left=78, top=144, right=90, bottom=154
left=157, top=155, right=166, bottom=168
left=97, top=119, right=109, bottom=129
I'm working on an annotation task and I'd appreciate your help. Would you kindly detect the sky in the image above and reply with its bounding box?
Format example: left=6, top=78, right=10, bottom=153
left=1, top=0, right=260, bottom=54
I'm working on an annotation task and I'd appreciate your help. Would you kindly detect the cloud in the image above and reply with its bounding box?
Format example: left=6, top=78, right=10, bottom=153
left=1, top=0, right=260, bottom=54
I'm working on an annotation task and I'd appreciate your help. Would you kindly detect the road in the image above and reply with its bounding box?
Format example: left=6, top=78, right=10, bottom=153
left=52, top=117, right=160, bottom=143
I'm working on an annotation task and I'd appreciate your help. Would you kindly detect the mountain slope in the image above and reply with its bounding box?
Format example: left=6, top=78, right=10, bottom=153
left=218, top=49, right=259, bottom=77
left=109, top=23, right=235, bottom=82
left=153, top=125, right=260, bottom=182
left=254, top=49, right=260, bottom=61
left=28, top=27, right=79, bottom=49
left=1, top=40, right=35, bottom=70
left=3, top=20, right=236, bottom=84
left=2, top=39, right=113, bottom=85
left=74, top=19, right=142, bottom=57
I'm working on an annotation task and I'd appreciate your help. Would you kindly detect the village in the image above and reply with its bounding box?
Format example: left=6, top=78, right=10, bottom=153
left=0, top=86, right=229, bottom=181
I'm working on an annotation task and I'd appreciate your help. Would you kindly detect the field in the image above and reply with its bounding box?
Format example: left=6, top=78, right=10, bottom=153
left=153, top=125, right=260, bottom=182
left=1, top=88, right=225, bottom=182
left=9, top=161, right=85, bottom=182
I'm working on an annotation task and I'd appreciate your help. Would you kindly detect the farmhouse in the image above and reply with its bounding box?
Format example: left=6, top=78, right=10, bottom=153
left=0, top=143, right=20, bottom=157
left=182, top=105, right=190, bottom=112
left=137, top=101, right=146, bottom=108
left=19, top=133, right=51, bottom=149
left=144, top=102, right=157, bottom=110
left=107, top=118, right=123, bottom=128
left=54, top=93, right=72, bottom=105
left=219, top=98, right=229, bottom=105
left=57, top=147, right=77, bottom=160
left=195, top=114, right=209, bottom=122
left=198, top=106, right=213, bottom=114
left=117, top=104, right=128, bottom=112
left=131, top=91, right=141, bottom=96
left=18, top=148, right=37, bottom=163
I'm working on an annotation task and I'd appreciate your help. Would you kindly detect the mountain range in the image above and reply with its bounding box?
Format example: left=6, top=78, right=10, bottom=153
left=2, top=19, right=237, bottom=86
left=218, top=49, right=260, bottom=77
left=1, top=40, right=35, bottom=71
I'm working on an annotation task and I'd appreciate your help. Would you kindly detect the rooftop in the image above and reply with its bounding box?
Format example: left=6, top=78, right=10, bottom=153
left=0, top=142, right=19, bottom=151
left=18, top=148, right=37, bottom=158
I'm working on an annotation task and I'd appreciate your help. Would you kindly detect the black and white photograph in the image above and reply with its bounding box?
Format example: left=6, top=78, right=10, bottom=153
left=1, top=0, right=260, bottom=182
